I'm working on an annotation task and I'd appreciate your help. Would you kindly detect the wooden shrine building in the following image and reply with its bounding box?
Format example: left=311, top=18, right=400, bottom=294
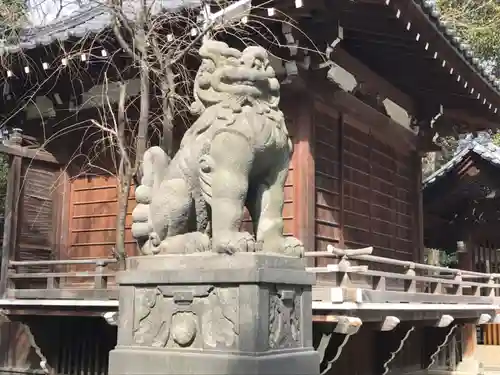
left=424, top=141, right=500, bottom=257
left=1, top=0, right=500, bottom=374
left=424, top=141, right=500, bottom=350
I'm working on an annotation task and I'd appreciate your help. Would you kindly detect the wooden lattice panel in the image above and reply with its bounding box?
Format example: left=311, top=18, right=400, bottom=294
left=16, top=161, right=59, bottom=279
left=314, top=103, right=417, bottom=266
left=313, top=106, right=341, bottom=267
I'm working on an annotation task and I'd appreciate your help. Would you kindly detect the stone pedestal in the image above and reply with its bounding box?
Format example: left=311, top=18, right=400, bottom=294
left=108, top=253, right=319, bottom=375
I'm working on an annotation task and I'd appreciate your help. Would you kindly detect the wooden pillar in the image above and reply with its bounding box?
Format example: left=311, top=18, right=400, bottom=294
left=457, top=240, right=474, bottom=270
left=0, top=155, right=22, bottom=297
left=413, top=151, right=424, bottom=263
left=286, top=88, right=315, bottom=267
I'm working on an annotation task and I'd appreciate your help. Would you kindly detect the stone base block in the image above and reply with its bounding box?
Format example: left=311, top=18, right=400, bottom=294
left=108, top=252, right=319, bottom=375
left=109, top=347, right=319, bottom=375
left=455, top=357, right=481, bottom=374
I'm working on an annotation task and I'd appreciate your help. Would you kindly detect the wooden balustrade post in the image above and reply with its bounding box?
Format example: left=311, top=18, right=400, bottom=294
left=456, top=240, right=481, bottom=374
left=94, top=260, right=108, bottom=289
left=404, top=264, right=417, bottom=293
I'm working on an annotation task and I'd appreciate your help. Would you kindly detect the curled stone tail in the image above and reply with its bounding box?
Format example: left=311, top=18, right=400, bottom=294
left=131, top=147, right=170, bottom=251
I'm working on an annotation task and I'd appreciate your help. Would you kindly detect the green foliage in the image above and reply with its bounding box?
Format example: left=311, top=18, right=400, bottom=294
left=439, top=251, right=458, bottom=268
left=424, top=248, right=458, bottom=268
left=421, top=135, right=459, bottom=179
left=0, top=0, right=25, bottom=41
left=492, top=131, right=500, bottom=146
left=436, top=0, right=500, bottom=72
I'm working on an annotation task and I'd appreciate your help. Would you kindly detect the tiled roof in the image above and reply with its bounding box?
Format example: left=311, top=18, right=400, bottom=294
left=422, top=142, right=500, bottom=188
left=1, top=0, right=499, bottom=104
left=0, top=0, right=202, bottom=55
left=417, top=0, right=500, bottom=105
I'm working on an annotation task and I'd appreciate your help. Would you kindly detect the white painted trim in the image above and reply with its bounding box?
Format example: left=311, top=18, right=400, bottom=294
left=312, top=301, right=498, bottom=311
left=0, top=299, right=119, bottom=308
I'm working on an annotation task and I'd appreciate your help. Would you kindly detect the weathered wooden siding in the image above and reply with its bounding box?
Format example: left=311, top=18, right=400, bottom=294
left=472, top=241, right=500, bottom=345
left=14, top=160, right=61, bottom=288
left=323, top=327, right=376, bottom=375
left=68, top=175, right=137, bottom=266
left=0, top=314, right=40, bottom=373
left=314, top=104, right=341, bottom=259
left=318, top=323, right=461, bottom=375
left=313, top=100, right=417, bottom=265
left=0, top=315, right=116, bottom=375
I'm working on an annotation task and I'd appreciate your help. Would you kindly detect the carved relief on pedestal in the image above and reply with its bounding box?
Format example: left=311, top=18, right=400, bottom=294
left=269, top=288, right=301, bottom=349
left=202, top=287, right=239, bottom=348
left=133, top=286, right=239, bottom=350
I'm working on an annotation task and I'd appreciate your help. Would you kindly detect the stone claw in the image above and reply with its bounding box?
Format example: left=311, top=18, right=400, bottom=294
left=282, top=236, right=305, bottom=258
left=212, top=231, right=256, bottom=254
left=261, top=236, right=304, bottom=258
left=157, top=232, right=211, bottom=254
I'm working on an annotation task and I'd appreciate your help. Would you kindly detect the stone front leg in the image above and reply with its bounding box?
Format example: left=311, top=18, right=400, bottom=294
left=209, top=130, right=255, bottom=254
left=251, top=153, right=304, bottom=257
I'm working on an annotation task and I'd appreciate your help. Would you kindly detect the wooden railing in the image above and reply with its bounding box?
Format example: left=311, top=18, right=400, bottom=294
left=5, top=258, right=119, bottom=300
left=5, top=246, right=500, bottom=310
left=306, top=245, right=500, bottom=308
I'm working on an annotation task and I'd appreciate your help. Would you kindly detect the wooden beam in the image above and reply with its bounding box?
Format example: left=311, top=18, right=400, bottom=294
left=443, top=108, right=499, bottom=132
left=0, top=144, right=60, bottom=165
left=1, top=308, right=114, bottom=317
left=6, top=288, right=118, bottom=300
left=0, top=156, right=21, bottom=297
left=287, top=90, right=316, bottom=266
left=329, top=89, right=416, bottom=152
left=330, top=47, right=415, bottom=115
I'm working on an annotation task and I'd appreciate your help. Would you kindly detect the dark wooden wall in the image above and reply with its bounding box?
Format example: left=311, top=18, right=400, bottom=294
left=312, top=99, right=419, bottom=267
left=318, top=324, right=426, bottom=375
left=17, top=160, right=58, bottom=269
left=0, top=315, right=116, bottom=375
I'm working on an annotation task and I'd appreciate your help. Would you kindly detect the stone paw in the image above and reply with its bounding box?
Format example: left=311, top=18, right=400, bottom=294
left=262, top=236, right=304, bottom=258
left=282, top=236, right=305, bottom=258
left=157, top=232, right=211, bottom=254
left=212, top=231, right=256, bottom=254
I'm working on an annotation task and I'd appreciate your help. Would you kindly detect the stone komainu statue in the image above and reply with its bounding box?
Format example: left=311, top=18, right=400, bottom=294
left=131, top=40, right=303, bottom=257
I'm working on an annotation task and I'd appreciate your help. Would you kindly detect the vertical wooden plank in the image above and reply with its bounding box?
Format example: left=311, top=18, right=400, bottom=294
left=368, top=129, right=373, bottom=257
left=413, top=151, right=424, bottom=263
left=290, top=93, right=315, bottom=266
left=492, top=324, right=496, bottom=346
left=462, top=324, right=478, bottom=358
left=0, top=156, right=22, bottom=296
left=60, top=170, right=71, bottom=262
left=389, top=146, right=398, bottom=265
left=339, top=114, right=345, bottom=248
left=52, top=166, right=65, bottom=269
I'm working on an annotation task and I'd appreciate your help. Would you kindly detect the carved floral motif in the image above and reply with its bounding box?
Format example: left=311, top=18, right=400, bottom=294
left=202, top=288, right=239, bottom=348
left=133, top=286, right=239, bottom=350
left=269, top=289, right=301, bottom=349
left=134, top=288, right=172, bottom=347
